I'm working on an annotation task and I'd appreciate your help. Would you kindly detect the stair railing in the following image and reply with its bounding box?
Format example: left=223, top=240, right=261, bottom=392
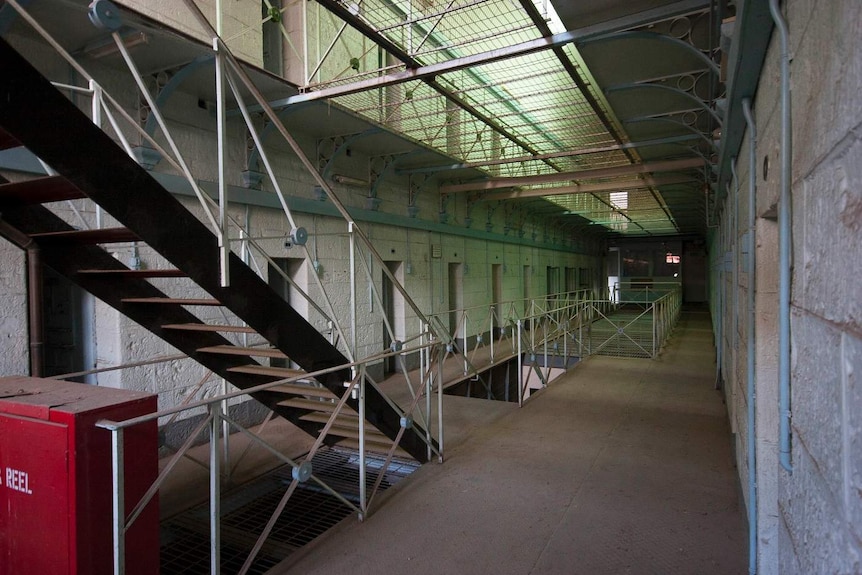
left=93, top=326, right=446, bottom=575
left=3, top=0, right=362, bottom=362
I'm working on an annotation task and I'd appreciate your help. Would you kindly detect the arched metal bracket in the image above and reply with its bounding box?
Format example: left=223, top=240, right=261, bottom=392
left=465, top=192, right=483, bottom=228
left=581, top=30, right=719, bottom=77
left=369, top=149, right=421, bottom=199
left=246, top=101, right=314, bottom=174
left=622, top=115, right=718, bottom=153
left=318, top=128, right=381, bottom=181
left=605, top=82, right=723, bottom=125
left=144, top=55, right=214, bottom=139
left=439, top=192, right=451, bottom=224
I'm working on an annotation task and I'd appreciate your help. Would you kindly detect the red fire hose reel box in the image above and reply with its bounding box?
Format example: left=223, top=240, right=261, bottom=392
left=0, top=376, right=159, bottom=575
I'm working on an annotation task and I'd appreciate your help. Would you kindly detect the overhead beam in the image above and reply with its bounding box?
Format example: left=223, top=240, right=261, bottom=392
left=272, top=0, right=710, bottom=107
left=716, top=0, right=774, bottom=211
left=440, top=157, right=706, bottom=193
left=396, top=133, right=702, bottom=174
left=312, top=0, right=565, bottom=176
left=477, top=174, right=700, bottom=201
left=284, top=30, right=582, bottom=105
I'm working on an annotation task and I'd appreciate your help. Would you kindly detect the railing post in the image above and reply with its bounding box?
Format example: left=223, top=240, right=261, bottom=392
left=215, top=40, right=230, bottom=288
left=221, top=378, right=230, bottom=484
left=358, top=364, right=367, bottom=518
left=423, top=324, right=432, bottom=462
left=462, top=310, right=468, bottom=376
left=489, top=306, right=495, bottom=362
left=89, top=79, right=104, bottom=229
left=349, top=223, right=357, bottom=363
left=652, top=302, right=657, bottom=358
left=110, top=427, right=125, bottom=575
left=543, top=331, right=548, bottom=386
left=210, top=403, right=221, bottom=575
left=563, top=314, right=568, bottom=369
left=437, top=340, right=444, bottom=462
left=578, top=309, right=583, bottom=358
left=517, top=319, right=523, bottom=407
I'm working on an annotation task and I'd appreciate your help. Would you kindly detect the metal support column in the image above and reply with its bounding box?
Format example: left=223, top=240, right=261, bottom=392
left=210, top=403, right=222, bottom=575
left=437, top=342, right=444, bottom=462
left=358, top=366, right=367, bottom=519
left=215, top=39, right=230, bottom=287
left=110, top=427, right=125, bottom=575
left=90, top=79, right=104, bottom=228
left=517, top=319, right=523, bottom=407
left=349, top=223, right=358, bottom=364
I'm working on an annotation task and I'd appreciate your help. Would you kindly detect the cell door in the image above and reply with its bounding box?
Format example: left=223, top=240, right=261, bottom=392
left=382, top=261, right=404, bottom=375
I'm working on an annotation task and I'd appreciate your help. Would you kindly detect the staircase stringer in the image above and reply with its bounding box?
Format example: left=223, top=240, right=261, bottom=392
left=0, top=38, right=436, bottom=462
left=0, top=204, right=346, bottom=444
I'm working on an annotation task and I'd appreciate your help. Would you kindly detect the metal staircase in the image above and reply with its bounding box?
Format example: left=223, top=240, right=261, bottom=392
left=0, top=37, right=432, bottom=463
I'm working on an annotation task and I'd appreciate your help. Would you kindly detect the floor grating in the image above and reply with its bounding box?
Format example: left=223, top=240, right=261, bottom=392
left=160, top=446, right=420, bottom=574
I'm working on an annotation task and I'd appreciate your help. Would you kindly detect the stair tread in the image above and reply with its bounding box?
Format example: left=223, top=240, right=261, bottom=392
left=0, top=175, right=85, bottom=207
left=30, top=227, right=139, bottom=244
left=227, top=364, right=306, bottom=378
left=279, top=397, right=346, bottom=413
left=336, top=438, right=410, bottom=457
left=79, top=268, right=186, bottom=278
left=267, top=383, right=335, bottom=398
left=197, top=345, right=287, bottom=359
left=322, top=425, right=389, bottom=442
left=164, top=323, right=256, bottom=334
left=121, top=297, right=222, bottom=306
left=299, top=411, right=359, bottom=425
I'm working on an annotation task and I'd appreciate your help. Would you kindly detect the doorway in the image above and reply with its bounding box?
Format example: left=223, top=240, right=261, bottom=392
left=448, top=262, right=464, bottom=343
left=382, top=261, right=404, bottom=375
left=491, top=263, right=502, bottom=338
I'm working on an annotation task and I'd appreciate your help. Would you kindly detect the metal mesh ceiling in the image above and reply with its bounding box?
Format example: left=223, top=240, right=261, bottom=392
left=314, top=0, right=680, bottom=236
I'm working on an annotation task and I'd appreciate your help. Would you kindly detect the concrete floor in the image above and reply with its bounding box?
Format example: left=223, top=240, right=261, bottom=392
left=269, top=309, right=746, bottom=574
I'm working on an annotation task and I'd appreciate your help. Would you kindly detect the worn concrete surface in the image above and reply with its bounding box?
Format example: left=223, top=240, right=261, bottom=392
left=269, top=310, right=745, bottom=575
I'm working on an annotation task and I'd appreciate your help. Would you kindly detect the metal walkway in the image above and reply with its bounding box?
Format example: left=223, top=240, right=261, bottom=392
left=269, top=308, right=746, bottom=575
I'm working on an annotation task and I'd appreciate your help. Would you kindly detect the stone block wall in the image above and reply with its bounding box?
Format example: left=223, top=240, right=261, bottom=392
left=723, top=0, right=862, bottom=572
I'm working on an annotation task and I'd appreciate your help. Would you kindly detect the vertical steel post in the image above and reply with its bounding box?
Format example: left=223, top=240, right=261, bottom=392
left=221, top=378, right=230, bottom=483
left=543, top=330, right=548, bottom=385
left=111, top=427, right=125, bottom=575
left=215, top=40, right=230, bottom=287
left=90, top=79, right=104, bottom=228
left=489, top=307, right=495, bottom=362
left=349, top=223, right=357, bottom=364
left=652, top=302, right=657, bottom=358
left=425, top=346, right=432, bottom=461
left=517, top=319, right=523, bottom=407
left=563, top=313, right=568, bottom=369
left=210, top=404, right=221, bottom=575
left=301, top=0, right=309, bottom=84
left=437, top=342, right=444, bottom=462
left=578, top=309, right=583, bottom=358
left=462, top=312, right=468, bottom=375
left=358, top=365, right=367, bottom=518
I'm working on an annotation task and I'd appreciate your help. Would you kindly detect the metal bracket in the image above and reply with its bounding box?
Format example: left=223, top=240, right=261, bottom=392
left=292, top=461, right=313, bottom=483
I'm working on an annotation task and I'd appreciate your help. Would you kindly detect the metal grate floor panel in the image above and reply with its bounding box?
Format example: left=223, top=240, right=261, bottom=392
left=160, top=446, right=420, bottom=574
